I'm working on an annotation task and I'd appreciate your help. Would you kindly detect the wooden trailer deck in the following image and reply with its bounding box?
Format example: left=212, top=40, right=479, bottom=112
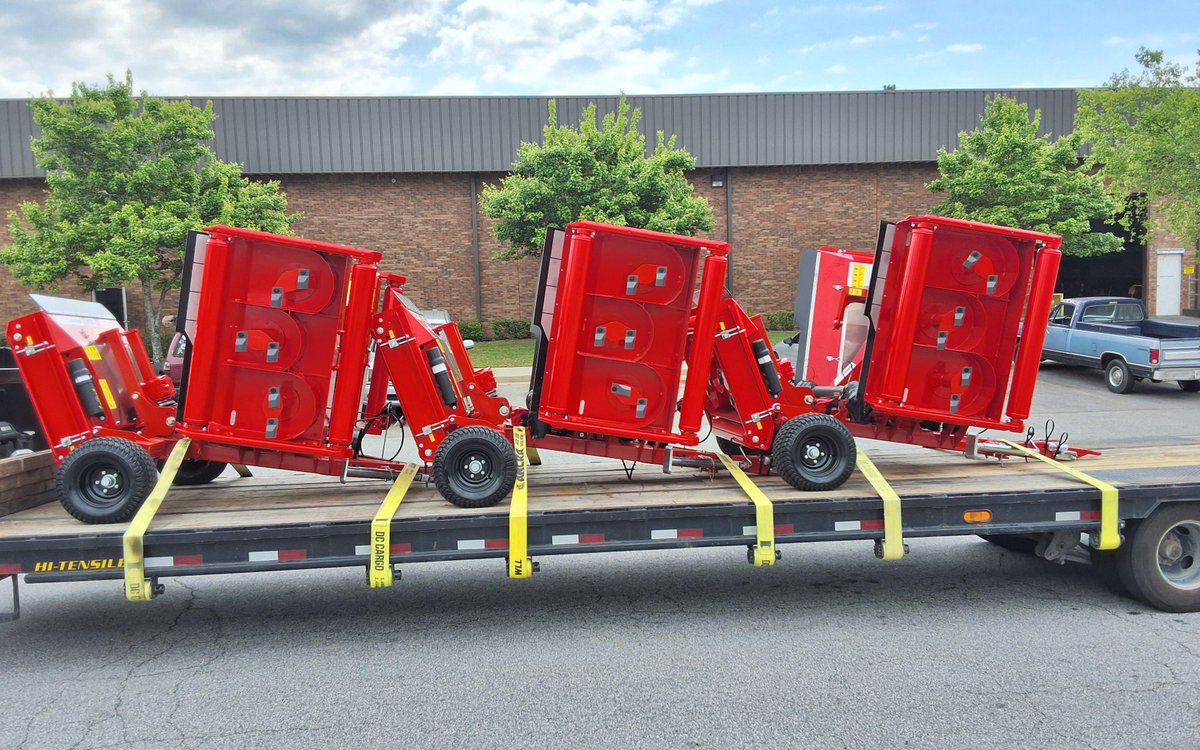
left=3, top=443, right=1198, bottom=540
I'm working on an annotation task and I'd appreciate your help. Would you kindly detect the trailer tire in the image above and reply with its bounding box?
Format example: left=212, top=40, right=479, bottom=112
left=772, top=414, right=856, bottom=492
left=433, top=426, right=518, bottom=508
left=56, top=438, right=159, bottom=524
left=1089, top=547, right=1132, bottom=597
left=158, top=459, right=228, bottom=486
left=1179, top=380, right=1200, bottom=392
left=1112, top=503, right=1200, bottom=612
left=1105, top=359, right=1135, bottom=394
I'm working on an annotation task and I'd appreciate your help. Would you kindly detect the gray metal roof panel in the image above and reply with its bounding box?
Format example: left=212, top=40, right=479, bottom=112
left=0, top=89, right=1080, bottom=178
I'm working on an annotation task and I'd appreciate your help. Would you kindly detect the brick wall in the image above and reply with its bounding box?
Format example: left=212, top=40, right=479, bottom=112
left=3, top=163, right=945, bottom=334
left=0, top=451, right=55, bottom=516
left=728, top=163, right=940, bottom=315
left=1145, top=203, right=1198, bottom=315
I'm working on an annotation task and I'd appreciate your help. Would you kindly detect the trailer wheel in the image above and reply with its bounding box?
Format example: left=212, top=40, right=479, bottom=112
left=56, top=438, right=159, bottom=524
left=433, top=426, right=518, bottom=508
left=715, top=436, right=766, bottom=457
left=1105, top=359, right=1135, bottom=394
left=772, top=414, right=856, bottom=491
left=1179, top=380, right=1200, bottom=392
left=157, top=459, right=228, bottom=486
left=1112, top=504, right=1200, bottom=612
left=1088, top=547, right=1131, bottom=597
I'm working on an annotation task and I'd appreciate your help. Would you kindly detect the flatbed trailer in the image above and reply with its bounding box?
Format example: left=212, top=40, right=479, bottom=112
left=2, top=441, right=1200, bottom=618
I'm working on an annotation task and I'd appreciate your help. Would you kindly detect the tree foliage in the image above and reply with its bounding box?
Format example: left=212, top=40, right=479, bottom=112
left=1, top=72, right=298, bottom=361
left=481, top=96, right=714, bottom=259
left=1077, top=48, right=1200, bottom=244
left=926, top=96, right=1122, bottom=257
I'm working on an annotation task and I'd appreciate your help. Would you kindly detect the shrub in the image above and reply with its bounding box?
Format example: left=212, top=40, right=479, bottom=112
left=490, top=319, right=532, bottom=339
left=457, top=321, right=485, bottom=341
left=762, top=310, right=796, bottom=331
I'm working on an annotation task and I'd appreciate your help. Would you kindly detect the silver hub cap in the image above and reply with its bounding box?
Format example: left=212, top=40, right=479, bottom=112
left=1156, top=521, right=1200, bottom=590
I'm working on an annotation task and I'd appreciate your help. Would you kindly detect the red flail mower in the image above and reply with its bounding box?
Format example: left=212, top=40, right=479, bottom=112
left=7, top=216, right=1075, bottom=524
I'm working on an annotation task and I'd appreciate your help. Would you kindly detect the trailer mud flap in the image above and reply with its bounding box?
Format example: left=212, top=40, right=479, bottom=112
left=508, top=427, right=535, bottom=579
left=1001, top=440, right=1120, bottom=550
left=716, top=452, right=777, bottom=567
left=123, top=437, right=191, bottom=602
left=856, top=451, right=906, bottom=561
left=368, top=463, right=419, bottom=588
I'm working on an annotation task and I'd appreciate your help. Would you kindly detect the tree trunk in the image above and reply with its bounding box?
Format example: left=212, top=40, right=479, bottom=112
left=140, top=279, right=162, bottom=365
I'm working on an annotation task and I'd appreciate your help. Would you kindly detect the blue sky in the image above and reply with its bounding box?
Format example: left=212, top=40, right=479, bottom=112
left=0, top=0, right=1196, bottom=97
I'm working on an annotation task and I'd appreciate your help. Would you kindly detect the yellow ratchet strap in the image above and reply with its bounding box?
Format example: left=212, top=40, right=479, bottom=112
left=508, top=427, right=534, bottom=579
left=856, top=451, right=905, bottom=561
left=368, top=463, right=419, bottom=588
left=716, top=452, right=777, bottom=567
left=1001, top=440, right=1120, bottom=550
left=123, top=437, right=190, bottom=602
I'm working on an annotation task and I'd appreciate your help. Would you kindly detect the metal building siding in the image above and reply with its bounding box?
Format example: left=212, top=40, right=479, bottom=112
left=0, top=89, right=1080, bottom=178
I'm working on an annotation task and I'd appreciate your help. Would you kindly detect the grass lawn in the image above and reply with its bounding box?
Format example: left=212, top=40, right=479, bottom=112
left=468, top=331, right=794, bottom=369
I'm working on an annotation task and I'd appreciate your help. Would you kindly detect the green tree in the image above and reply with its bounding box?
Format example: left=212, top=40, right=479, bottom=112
left=481, top=96, right=713, bottom=259
left=1077, top=48, right=1200, bottom=245
left=926, top=95, right=1122, bottom=256
left=1, top=72, right=299, bottom=362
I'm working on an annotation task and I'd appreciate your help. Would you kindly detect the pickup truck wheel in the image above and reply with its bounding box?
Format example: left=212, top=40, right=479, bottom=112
left=772, top=414, right=856, bottom=491
left=56, top=438, right=159, bottom=524
left=433, top=426, right=517, bottom=508
left=1112, top=504, right=1200, bottom=612
left=1179, top=380, right=1200, bottom=392
left=1105, top=359, right=1136, bottom=394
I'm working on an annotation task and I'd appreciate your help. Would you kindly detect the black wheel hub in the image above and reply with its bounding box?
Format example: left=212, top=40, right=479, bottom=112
left=798, top=436, right=835, bottom=473
left=457, top=450, right=494, bottom=488
left=80, top=464, right=126, bottom=506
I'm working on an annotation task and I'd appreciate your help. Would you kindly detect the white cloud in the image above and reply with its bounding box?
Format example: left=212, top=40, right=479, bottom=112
left=0, top=0, right=446, bottom=96
left=826, top=64, right=848, bottom=74
left=946, top=43, right=984, bottom=53
left=431, top=0, right=725, bottom=93
left=793, top=29, right=900, bottom=54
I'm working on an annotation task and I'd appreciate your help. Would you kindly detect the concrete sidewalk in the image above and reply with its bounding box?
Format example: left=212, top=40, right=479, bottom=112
left=492, top=366, right=533, bottom=385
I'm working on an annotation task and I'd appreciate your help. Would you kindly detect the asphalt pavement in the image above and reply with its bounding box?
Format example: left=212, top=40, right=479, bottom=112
left=2, top=363, right=1198, bottom=749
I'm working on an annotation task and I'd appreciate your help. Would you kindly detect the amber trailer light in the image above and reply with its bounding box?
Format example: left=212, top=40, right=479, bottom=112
left=963, top=510, right=992, bottom=523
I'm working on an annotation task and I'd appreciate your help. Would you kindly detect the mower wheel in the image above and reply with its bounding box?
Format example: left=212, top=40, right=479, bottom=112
left=715, top=436, right=767, bottom=457
left=1179, top=380, right=1200, bottom=393
left=1105, top=359, right=1135, bottom=394
left=56, top=438, right=159, bottom=524
left=433, top=426, right=518, bottom=508
left=772, top=414, right=856, bottom=492
left=170, top=460, right=229, bottom=486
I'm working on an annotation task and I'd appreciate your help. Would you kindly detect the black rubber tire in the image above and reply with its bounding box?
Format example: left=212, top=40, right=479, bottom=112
left=978, top=534, right=1039, bottom=555
left=1179, top=380, right=1200, bottom=393
left=157, top=459, right=229, bottom=486
left=771, top=413, right=856, bottom=491
left=1089, top=546, right=1132, bottom=597
left=715, top=436, right=767, bottom=457
left=1110, top=504, right=1200, bottom=613
left=433, top=426, right=518, bottom=508
left=1105, top=359, right=1135, bottom=394
left=56, top=438, right=159, bottom=524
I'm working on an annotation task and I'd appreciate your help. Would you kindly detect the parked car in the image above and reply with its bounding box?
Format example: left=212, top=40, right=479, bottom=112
left=1041, top=296, right=1200, bottom=394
